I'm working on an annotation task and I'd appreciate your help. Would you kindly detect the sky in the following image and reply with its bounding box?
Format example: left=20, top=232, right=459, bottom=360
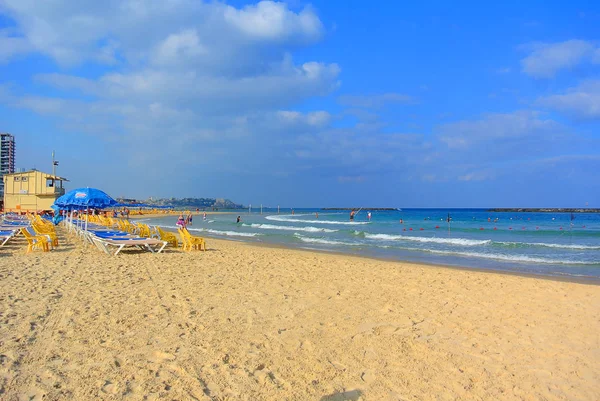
left=1, top=0, right=599, bottom=208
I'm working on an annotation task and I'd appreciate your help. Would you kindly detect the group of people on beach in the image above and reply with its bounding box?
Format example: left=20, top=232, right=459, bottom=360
left=111, top=208, right=130, bottom=219
left=176, top=213, right=194, bottom=228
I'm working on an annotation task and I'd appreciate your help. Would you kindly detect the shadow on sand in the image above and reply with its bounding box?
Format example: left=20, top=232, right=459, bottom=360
left=320, top=389, right=363, bottom=401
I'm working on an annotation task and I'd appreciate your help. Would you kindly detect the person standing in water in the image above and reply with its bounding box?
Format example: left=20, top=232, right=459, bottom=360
left=315, top=212, right=319, bottom=219
left=350, top=210, right=355, bottom=221
left=176, top=214, right=186, bottom=228
left=203, top=212, right=207, bottom=220
left=236, top=216, right=241, bottom=223
left=367, top=212, right=372, bottom=221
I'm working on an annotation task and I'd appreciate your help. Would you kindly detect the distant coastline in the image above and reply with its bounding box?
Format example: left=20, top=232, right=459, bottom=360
left=487, top=208, right=600, bottom=213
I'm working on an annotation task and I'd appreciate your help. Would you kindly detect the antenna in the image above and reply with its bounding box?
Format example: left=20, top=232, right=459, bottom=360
left=52, top=150, right=59, bottom=177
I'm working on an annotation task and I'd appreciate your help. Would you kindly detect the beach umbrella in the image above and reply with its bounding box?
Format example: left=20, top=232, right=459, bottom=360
left=53, top=187, right=117, bottom=233
left=54, top=187, right=118, bottom=210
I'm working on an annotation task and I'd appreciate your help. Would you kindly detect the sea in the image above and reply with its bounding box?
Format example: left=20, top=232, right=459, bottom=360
left=143, top=208, right=600, bottom=280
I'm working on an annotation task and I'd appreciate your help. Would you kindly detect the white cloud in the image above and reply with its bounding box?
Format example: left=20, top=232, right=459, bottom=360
left=278, top=110, right=331, bottom=126
left=537, top=80, right=600, bottom=119
left=152, top=29, right=207, bottom=65
left=0, top=29, right=32, bottom=62
left=0, top=0, right=324, bottom=66
left=223, top=1, right=322, bottom=42
left=520, top=40, right=599, bottom=78
left=337, top=93, right=414, bottom=108
left=438, top=110, right=563, bottom=150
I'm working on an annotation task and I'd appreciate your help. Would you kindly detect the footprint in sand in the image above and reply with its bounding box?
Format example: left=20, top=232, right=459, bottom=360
left=361, top=370, right=376, bottom=384
left=102, top=381, right=119, bottom=394
left=148, top=350, right=176, bottom=364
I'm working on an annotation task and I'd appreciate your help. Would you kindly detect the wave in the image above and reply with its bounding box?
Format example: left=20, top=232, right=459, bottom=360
left=293, top=234, right=357, bottom=246
left=359, top=232, right=600, bottom=250
left=188, top=228, right=261, bottom=237
left=244, top=223, right=337, bottom=233
left=266, top=215, right=370, bottom=225
left=363, top=233, right=491, bottom=246
left=423, top=248, right=598, bottom=265
left=496, top=241, right=600, bottom=250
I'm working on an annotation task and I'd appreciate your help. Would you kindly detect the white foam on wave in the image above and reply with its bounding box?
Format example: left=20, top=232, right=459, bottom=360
left=423, top=248, right=598, bottom=265
left=363, top=233, right=491, bottom=246
left=245, top=223, right=337, bottom=233
left=266, top=215, right=370, bottom=225
left=188, top=228, right=261, bottom=237
left=497, top=241, right=600, bottom=250
left=293, top=234, right=357, bottom=246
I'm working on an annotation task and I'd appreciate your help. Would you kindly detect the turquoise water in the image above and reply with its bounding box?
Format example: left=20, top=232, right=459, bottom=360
left=144, top=208, right=600, bottom=280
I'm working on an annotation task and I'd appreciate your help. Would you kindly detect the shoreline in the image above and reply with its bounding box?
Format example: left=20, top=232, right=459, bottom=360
left=160, top=227, right=600, bottom=285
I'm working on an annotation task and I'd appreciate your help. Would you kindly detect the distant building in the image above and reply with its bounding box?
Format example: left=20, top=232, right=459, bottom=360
left=0, top=133, right=16, bottom=197
left=3, top=169, right=68, bottom=212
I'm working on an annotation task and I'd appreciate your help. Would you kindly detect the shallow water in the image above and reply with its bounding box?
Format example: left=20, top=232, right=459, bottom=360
left=146, top=208, right=600, bottom=279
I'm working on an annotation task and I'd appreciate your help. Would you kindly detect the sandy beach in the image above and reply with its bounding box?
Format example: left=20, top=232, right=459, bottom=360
left=1, top=230, right=599, bottom=400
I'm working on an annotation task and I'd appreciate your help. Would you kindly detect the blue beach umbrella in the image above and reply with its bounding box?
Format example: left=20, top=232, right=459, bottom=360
left=53, top=188, right=117, bottom=232
left=54, top=187, right=118, bottom=210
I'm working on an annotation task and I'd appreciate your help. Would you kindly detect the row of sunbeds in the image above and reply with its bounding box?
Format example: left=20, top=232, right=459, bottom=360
left=1, top=214, right=59, bottom=252
left=68, top=215, right=206, bottom=255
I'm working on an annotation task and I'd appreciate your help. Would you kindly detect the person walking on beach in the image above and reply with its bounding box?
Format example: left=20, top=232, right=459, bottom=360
left=176, top=214, right=186, bottom=228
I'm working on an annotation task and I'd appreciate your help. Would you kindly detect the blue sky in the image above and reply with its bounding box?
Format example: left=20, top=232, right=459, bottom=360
left=1, top=0, right=599, bottom=207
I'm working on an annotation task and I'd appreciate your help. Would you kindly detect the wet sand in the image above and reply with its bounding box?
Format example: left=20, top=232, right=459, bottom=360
left=1, top=230, right=598, bottom=400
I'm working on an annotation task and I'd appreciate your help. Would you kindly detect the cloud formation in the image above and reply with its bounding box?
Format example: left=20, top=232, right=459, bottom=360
left=537, top=80, right=600, bottom=120
left=520, top=40, right=600, bottom=78
left=0, top=2, right=598, bottom=206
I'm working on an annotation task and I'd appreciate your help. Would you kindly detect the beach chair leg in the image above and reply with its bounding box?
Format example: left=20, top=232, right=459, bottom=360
left=1, top=236, right=10, bottom=247
left=93, top=239, right=109, bottom=254
left=157, top=241, right=167, bottom=254
left=114, top=244, right=125, bottom=255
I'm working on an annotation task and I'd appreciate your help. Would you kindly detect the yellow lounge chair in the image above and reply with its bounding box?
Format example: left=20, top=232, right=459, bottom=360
left=178, top=228, right=206, bottom=251
left=156, top=226, right=178, bottom=248
left=21, top=228, right=50, bottom=253
left=32, top=223, right=59, bottom=247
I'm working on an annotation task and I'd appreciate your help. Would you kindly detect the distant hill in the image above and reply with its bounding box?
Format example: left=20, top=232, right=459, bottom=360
left=133, top=197, right=245, bottom=210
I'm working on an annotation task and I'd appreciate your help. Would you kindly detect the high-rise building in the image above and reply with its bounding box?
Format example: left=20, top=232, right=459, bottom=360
left=0, top=133, right=16, bottom=197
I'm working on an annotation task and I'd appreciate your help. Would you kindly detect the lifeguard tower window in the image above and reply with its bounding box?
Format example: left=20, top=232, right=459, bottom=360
left=46, top=178, right=54, bottom=187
